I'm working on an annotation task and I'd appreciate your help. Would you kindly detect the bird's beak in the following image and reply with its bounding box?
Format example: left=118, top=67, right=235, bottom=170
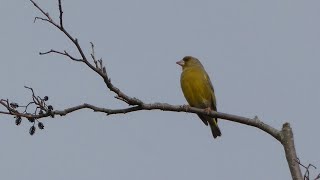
left=176, top=60, right=184, bottom=67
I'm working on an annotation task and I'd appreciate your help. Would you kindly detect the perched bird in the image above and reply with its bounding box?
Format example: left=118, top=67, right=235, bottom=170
left=177, top=56, right=221, bottom=139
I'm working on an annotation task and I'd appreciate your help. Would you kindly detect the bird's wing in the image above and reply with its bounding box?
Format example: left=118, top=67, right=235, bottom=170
left=204, top=72, right=217, bottom=111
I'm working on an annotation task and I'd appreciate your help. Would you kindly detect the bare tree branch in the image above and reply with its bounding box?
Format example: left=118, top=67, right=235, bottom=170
left=296, top=159, right=320, bottom=180
left=281, top=123, right=303, bottom=180
left=29, top=0, right=143, bottom=106
left=39, top=49, right=83, bottom=62
left=58, top=0, right=63, bottom=28
left=0, top=94, right=281, bottom=141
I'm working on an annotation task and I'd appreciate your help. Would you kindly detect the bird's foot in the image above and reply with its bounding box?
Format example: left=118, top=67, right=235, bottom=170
left=204, top=107, right=212, bottom=115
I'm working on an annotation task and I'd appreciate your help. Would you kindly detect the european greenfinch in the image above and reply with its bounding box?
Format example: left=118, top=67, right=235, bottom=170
left=177, top=56, right=221, bottom=139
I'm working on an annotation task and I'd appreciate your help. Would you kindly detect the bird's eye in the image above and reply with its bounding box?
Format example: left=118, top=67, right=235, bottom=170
left=183, top=57, right=190, bottom=62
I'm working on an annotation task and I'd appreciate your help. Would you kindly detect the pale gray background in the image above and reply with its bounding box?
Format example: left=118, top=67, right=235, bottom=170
left=1, top=0, right=319, bottom=179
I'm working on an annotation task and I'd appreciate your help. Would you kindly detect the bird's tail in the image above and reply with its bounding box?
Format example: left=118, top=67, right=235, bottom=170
left=208, top=118, right=221, bottom=139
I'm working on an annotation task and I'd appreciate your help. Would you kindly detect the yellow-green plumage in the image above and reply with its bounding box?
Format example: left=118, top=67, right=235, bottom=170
left=177, top=56, right=221, bottom=139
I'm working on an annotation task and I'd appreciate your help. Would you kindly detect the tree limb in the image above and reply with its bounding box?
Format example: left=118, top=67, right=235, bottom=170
left=281, top=123, right=303, bottom=180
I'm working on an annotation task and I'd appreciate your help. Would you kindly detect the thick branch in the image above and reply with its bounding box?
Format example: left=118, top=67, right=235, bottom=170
left=0, top=99, right=282, bottom=141
left=281, top=123, right=303, bottom=180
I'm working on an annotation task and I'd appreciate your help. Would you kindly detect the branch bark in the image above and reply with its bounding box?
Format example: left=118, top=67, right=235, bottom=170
left=0, top=1, right=304, bottom=179
left=281, top=123, right=303, bottom=180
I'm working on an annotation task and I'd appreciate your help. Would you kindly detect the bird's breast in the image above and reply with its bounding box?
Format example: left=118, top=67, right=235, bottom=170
left=180, top=68, right=212, bottom=108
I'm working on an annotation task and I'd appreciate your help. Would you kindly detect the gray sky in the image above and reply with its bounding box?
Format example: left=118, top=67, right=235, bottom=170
left=1, top=0, right=320, bottom=179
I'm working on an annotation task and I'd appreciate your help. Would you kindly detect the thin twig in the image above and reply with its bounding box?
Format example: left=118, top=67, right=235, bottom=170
left=58, top=0, right=63, bottom=28
left=296, top=159, right=320, bottom=180
left=39, top=49, right=83, bottom=62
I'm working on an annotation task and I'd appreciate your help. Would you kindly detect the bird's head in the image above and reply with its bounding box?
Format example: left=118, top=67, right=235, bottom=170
left=176, top=56, right=203, bottom=69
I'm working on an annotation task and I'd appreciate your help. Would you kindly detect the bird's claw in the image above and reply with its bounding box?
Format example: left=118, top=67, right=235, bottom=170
left=204, top=107, right=212, bottom=115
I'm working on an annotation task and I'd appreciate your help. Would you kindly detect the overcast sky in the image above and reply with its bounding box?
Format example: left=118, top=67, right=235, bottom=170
left=1, top=0, right=320, bottom=179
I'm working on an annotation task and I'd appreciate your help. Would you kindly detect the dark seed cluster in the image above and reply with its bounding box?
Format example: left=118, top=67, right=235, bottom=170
left=10, top=93, right=54, bottom=136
